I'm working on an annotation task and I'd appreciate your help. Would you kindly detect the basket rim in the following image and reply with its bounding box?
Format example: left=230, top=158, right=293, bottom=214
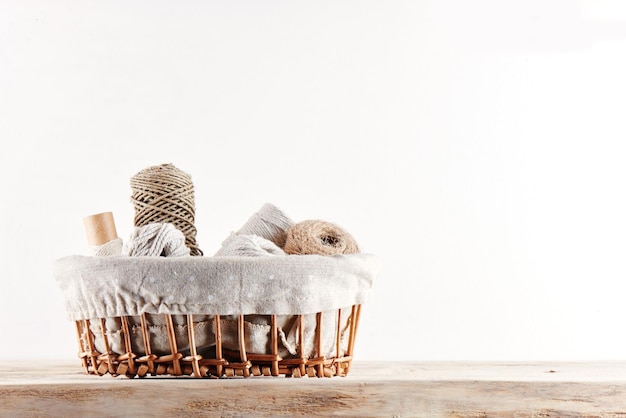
left=54, top=253, right=380, bottom=321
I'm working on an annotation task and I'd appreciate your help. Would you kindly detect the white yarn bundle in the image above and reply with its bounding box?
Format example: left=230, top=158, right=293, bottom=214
left=87, top=237, right=123, bottom=256
left=123, top=223, right=190, bottom=257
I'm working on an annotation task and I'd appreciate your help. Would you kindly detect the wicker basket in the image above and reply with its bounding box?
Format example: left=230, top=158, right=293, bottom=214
left=54, top=255, right=378, bottom=379
left=73, top=307, right=362, bottom=378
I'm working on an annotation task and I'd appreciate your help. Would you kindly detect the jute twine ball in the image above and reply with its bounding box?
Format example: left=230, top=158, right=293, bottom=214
left=130, top=163, right=203, bottom=256
left=283, top=220, right=359, bottom=256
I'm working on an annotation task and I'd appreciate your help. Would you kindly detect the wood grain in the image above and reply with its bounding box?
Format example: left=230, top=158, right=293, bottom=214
left=2, top=361, right=626, bottom=417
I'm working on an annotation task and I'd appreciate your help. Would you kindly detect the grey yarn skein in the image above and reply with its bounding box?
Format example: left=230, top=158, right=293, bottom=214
left=214, top=203, right=293, bottom=256
left=215, top=234, right=286, bottom=257
left=235, top=203, right=293, bottom=247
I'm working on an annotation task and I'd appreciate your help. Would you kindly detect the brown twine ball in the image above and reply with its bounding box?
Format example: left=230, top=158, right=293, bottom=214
left=130, top=163, right=203, bottom=256
left=283, top=220, right=359, bottom=256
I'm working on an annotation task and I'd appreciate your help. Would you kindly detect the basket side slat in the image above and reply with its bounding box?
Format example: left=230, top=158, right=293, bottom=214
left=83, top=319, right=100, bottom=375
left=99, top=318, right=115, bottom=375
left=164, top=314, right=182, bottom=376
left=297, top=315, right=306, bottom=376
left=120, top=316, right=136, bottom=376
left=139, top=313, right=156, bottom=375
left=237, top=315, right=251, bottom=377
left=214, top=314, right=224, bottom=377
left=270, top=315, right=279, bottom=376
left=352, top=305, right=362, bottom=353
left=315, top=312, right=323, bottom=378
left=335, top=309, right=342, bottom=361
left=186, top=314, right=202, bottom=378
left=346, top=305, right=357, bottom=357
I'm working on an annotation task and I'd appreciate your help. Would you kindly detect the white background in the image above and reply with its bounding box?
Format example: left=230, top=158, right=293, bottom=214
left=1, top=1, right=626, bottom=362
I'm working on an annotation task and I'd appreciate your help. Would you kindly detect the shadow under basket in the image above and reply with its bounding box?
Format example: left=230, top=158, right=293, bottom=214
left=54, top=254, right=379, bottom=379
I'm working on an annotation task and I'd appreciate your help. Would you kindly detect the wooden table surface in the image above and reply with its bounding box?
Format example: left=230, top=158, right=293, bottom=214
left=2, top=360, right=626, bottom=417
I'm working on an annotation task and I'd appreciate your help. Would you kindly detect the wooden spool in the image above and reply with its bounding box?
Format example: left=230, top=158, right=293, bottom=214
left=83, top=212, right=118, bottom=246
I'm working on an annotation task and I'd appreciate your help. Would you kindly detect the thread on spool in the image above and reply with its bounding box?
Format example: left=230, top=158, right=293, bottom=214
left=215, top=234, right=286, bottom=257
left=123, top=223, right=190, bottom=257
left=214, top=203, right=293, bottom=256
left=130, top=163, right=202, bottom=256
left=283, top=220, right=360, bottom=256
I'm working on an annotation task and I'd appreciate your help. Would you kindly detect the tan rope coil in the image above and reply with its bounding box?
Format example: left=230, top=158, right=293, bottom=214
left=130, top=163, right=202, bottom=256
left=283, top=220, right=359, bottom=255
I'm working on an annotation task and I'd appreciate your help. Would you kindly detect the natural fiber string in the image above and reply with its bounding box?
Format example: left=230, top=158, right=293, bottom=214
left=123, top=223, right=190, bottom=257
left=130, top=164, right=202, bottom=256
left=87, top=237, right=123, bottom=256
left=283, top=220, right=360, bottom=256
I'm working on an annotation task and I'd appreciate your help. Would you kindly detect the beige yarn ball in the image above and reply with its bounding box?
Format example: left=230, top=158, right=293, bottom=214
left=283, top=220, right=359, bottom=256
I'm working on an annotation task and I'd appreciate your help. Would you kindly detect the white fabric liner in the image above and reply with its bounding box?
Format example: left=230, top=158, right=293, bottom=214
left=54, top=253, right=379, bottom=359
left=53, top=253, right=379, bottom=321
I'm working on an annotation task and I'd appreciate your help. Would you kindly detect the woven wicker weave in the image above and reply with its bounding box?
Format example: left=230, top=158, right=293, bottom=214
left=74, top=306, right=362, bottom=378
